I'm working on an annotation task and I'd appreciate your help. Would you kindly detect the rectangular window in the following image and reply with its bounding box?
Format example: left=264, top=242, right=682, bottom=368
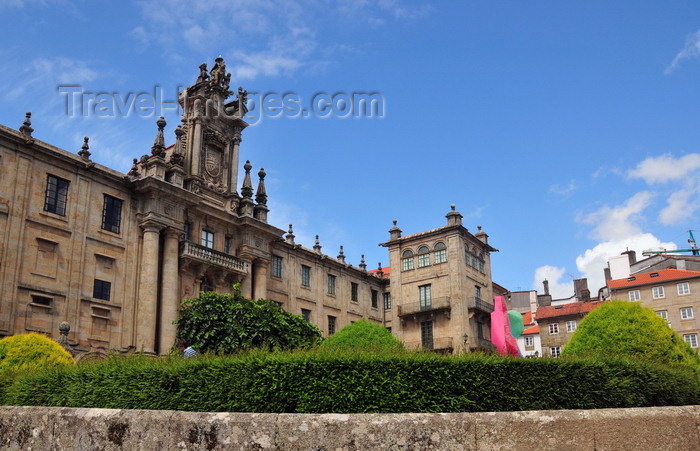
left=371, top=290, right=378, bottom=308
left=421, top=320, right=434, bottom=350
left=44, top=174, right=69, bottom=216
left=93, top=279, right=111, bottom=301
left=549, top=323, right=559, bottom=335
left=471, top=255, right=478, bottom=269
left=419, top=284, right=432, bottom=310
left=201, top=230, right=214, bottom=249
left=683, top=333, right=698, bottom=348
left=479, top=260, right=485, bottom=273
left=351, top=282, right=359, bottom=302
left=31, top=295, right=52, bottom=306
left=550, top=346, right=561, bottom=358
left=327, top=274, right=336, bottom=295
left=566, top=320, right=577, bottom=332
left=402, top=256, right=414, bottom=271
left=475, top=285, right=482, bottom=300
left=418, top=253, right=430, bottom=268
left=652, top=286, right=665, bottom=299
left=328, top=315, right=336, bottom=335
left=272, top=256, right=283, bottom=278
left=524, top=336, right=534, bottom=347
left=383, top=292, right=391, bottom=309
left=678, top=282, right=690, bottom=295
left=301, top=265, right=310, bottom=287
left=656, top=310, right=668, bottom=321
left=183, top=223, right=191, bottom=241
left=628, top=290, right=640, bottom=301
left=434, top=249, right=447, bottom=264
left=101, top=195, right=123, bottom=234
left=681, top=307, right=694, bottom=320
left=224, top=237, right=231, bottom=254
left=301, top=308, right=311, bottom=322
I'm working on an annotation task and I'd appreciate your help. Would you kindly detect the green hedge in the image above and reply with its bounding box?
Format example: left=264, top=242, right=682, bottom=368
left=2, top=352, right=699, bottom=413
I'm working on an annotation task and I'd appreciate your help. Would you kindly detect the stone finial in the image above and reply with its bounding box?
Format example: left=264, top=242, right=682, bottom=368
left=127, top=158, right=140, bottom=178
left=151, top=116, right=167, bottom=157
left=389, top=219, right=402, bottom=240
left=57, top=321, right=75, bottom=356
left=446, top=203, right=463, bottom=226
left=475, top=224, right=488, bottom=244
left=359, top=254, right=367, bottom=271
left=78, top=136, right=91, bottom=161
left=255, top=168, right=267, bottom=205
left=285, top=224, right=295, bottom=245
left=19, top=111, right=33, bottom=137
left=241, top=160, right=253, bottom=198
left=337, top=245, right=346, bottom=263
left=313, top=235, right=322, bottom=253
left=170, top=125, right=185, bottom=167
left=376, top=262, right=384, bottom=278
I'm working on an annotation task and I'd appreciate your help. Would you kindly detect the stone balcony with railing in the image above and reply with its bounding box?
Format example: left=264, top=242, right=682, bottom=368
left=179, top=241, right=249, bottom=275
left=466, top=297, right=494, bottom=314
left=397, top=296, right=451, bottom=317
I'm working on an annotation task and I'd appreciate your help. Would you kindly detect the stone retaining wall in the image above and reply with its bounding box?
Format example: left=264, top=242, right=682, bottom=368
left=0, top=405, right=698, bottom=450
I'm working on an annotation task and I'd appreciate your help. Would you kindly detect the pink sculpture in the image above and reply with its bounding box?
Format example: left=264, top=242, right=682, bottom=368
left=490, top=296, right=520, bottom=356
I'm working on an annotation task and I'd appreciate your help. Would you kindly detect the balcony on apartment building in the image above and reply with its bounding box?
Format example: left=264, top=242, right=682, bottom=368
left=466, top=297, right=494, bottom=314
left=179, top=241, right=249, bottom=274
left=397, top=296, right=451, bottom=318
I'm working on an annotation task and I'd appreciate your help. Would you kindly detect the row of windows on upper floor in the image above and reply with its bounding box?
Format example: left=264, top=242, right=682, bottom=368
left=627, top=282, right=691, bottom=301
left=400, top=243, right=486, bottom=273
left=44, top=174, right=123, bottom=234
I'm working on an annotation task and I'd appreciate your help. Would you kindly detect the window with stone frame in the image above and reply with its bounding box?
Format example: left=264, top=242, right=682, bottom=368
left=301, top=265, right=311, bottom=287
left=419, top=284, right=432, bottom=310
left=550, top=346, right=561, bottom=358
left=383, top=292, right=391, bottom=309
left=44, top=174, right=69, bottom=216
left=548, top=323, right=559, bottom=334
left=566, top=320, right=577, bottom=332
left=652, top=286, right=665, bottom=299
left=628, top=290, right=640, bottom=301
left=401, top=249, right=414, bottom=271
left=301, top=308, right=311, bottom=322
left=328, top=315, right=336, bottom=335
left=272, top=255, right=283, bottom=278
left=433, top=242, right=447, bottom=264
left=93, top=279, right=111, bottom=301
left=524, top=336, right=534, bottom=347
left=681, top=307, right=694, bottom=320
left=351, top=282, right=359, bottom=302
left=683, top=333, right=698, bottom=348
left=327, top=274, right=336, bottom=295
left=101, top=194, right=123, bottom=234
left=417, top=246, right=430, bottom=268
left=371, top=290, right=378, bottom=308
left=201, top=230, right=214, bottom=249
left=678, top=282, right=690, bottom=295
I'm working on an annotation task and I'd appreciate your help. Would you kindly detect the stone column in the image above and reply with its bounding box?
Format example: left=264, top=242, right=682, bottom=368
left=240, top=265, right=253, bottom=299
left=136, top=222, right=163, bottom=353
left=159, top=228, right=180, bottom=353
left=252, top=260, right=268, bottom=300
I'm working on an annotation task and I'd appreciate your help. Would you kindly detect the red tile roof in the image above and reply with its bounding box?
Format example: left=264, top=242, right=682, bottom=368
left=522, top=324, right=539, bottom=335
left=368, top=266, right=391, bottom=278
left=522, top=311, right=533, bottom=325
left=536, top=301, right=605, bottom=320
left=607, top=268, right=700, bottom=289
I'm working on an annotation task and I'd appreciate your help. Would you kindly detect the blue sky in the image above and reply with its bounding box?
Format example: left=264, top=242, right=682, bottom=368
left=2, top=1, right=700, bottom=298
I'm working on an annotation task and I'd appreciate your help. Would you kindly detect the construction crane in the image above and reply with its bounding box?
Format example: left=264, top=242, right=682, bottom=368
left=642, top=230, right=699, bottom=256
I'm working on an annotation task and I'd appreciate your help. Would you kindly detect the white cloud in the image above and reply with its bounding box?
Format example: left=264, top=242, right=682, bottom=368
left=659, top=188, right=699, bottom=225
left=549, top=180, right=576, bottom=196
left=532, top=265, right=573, bottom=299
left=628, top=153, right=700, bottom=184
left=665, top=30, right=700, bottom=74
left=2, top=57, right=98, bottom=101
left=578, top=191, right=652, bottom=242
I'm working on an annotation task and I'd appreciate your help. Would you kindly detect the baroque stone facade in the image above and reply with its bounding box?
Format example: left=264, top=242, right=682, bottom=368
left=0, top=59, right=497, bottom=356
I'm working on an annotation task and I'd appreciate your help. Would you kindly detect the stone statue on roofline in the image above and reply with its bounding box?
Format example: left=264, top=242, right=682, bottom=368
left=196, top=63, right=209, bottom=84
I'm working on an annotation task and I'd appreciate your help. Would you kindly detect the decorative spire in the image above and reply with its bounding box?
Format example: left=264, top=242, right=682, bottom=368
left=19, top=112, right=33, bottom=137
left=285, top=224, right=295, bottom=245
left=376, top=262, right=384, bottom=278
left=170, top=125, right=185, bottom=167
left=389, top=219, right=402, bottom=240
left=337, top=245, right=346, bottom=263
left=151, top=116, right=166, bottom=157
left=78, top=136, right=91, bottom=161
left=255, top=167, right=267, bottom=205
left=241, top=160, right=253, bottom=198
left=359, top=254, right=367, bottom=271
left=313, top=235, right=322, bottom=253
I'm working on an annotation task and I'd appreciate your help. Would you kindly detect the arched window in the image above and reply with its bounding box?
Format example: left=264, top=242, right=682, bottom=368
left=478, top=252, right=485, bottom=273
left=434, top=242, right=447, bottom=264
left=417, top=245, right=430, bottom=268
left=402, top=249, right=414, bottom=271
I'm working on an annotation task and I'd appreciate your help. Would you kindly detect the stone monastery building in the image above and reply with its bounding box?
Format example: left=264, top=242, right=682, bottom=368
left=0, top=59, right=498, bottom=357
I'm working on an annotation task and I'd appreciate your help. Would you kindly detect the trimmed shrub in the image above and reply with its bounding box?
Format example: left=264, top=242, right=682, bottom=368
left=175, top=285, right=322, bottom=353
left=0, top=333, right=75, bottom=375
left=563, top=300, right=700, bottom=370
left=319, top=319, right=404, bottom=354
left=4, top=351, right=699, bottom=412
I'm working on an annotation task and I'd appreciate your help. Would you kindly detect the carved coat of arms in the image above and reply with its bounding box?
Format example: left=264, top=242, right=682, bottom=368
left=204, top=146, right=222, bottom=179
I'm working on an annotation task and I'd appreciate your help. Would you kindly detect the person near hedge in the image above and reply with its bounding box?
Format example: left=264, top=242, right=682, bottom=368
left=177, top=338, right=197, bottom=359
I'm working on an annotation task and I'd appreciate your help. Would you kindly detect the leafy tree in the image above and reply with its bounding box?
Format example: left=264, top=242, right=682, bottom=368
left=319, top=318, right=404, bottom=354
left=0, top=332, right=75, bottom=375
left=175, top=284, right=322, bottom=353
left=563, top=300, right=700, bottom=369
